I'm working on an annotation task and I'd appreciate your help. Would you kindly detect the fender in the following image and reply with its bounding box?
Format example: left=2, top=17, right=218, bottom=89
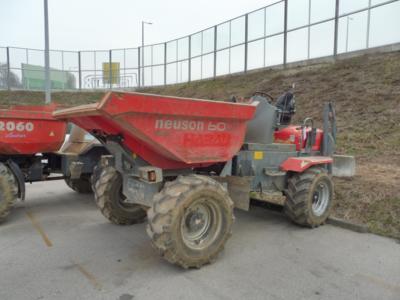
left=6, top=160, right=25, bottom=201
left=280, top=156, right=333, bottom=173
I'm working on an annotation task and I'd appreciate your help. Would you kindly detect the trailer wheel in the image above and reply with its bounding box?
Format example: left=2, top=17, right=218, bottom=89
left=0, top=163, right=18, bottom=222
left=65, top=176, right=92, bottom=194
left=94, top=166, right=146, bottom=225
left=284, top=167, right=333, bottom=227
left=147, top=175, right=234, bottom=269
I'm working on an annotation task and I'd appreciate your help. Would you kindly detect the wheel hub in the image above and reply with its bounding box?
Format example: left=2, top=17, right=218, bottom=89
left=181, top=200, right=221, bottom=250
left=311, top=181, right=330, bottom=217
left=186, top=211, right=206, bottom=233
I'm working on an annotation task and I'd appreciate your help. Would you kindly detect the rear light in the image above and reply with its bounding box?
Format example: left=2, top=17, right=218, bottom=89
left=148, top=170, right=156, bottom=182
left=138, top=166, right=163, bottom=183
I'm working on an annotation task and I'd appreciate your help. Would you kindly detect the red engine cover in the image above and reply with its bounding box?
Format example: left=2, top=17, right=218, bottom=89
left=274, top=125, right=323, bottom=151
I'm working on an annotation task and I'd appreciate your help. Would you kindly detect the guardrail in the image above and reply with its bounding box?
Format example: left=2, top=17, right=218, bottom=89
left=1, top=0, right=399, bottom=91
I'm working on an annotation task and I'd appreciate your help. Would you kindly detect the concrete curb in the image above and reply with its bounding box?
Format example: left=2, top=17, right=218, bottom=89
left=327, top=217, right=369, bottom=234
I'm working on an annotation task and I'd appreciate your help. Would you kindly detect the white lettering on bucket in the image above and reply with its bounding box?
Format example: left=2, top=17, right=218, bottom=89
left=155, top=119, right=226, bottom=132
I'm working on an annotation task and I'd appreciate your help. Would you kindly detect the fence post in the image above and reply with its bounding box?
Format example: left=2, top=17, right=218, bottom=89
left=283, top=0, right=288, bottom=66
left=78, top=51, right=82, bottom=90
left=213, top=26, right=217, bottom=79
left=307, top=0, right=311, bottom=59
left=366, top=0, right=372, bottom=48
left=6, top=47, right=10, bottom=90
left=164, top=43, right=167, bottom=85
left=109, top=49, right=112, bottom=90
left=188, top=35, right=191, bottom=82
left=138, top=47, right=141, bottom=88
left=244, top=13, right=249, bottom=73
left=151, top=46, right=153, bottom=86
left=333, top=0, right=340, bottom=57
left=164, top=42, right=167, bottom=85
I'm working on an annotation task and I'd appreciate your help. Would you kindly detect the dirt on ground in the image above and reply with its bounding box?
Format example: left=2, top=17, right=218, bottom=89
left=0, top=50, right=399, bottom=239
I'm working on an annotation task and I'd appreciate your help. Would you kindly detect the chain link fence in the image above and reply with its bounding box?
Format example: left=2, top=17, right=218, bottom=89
left=1, top=0, right=399, bottom=91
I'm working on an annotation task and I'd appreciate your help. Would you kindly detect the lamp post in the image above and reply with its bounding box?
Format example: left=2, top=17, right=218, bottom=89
left=142, top=21, right=152, bottom=86
left=44, top=0, right=51, bottom=103
left=345, top=16, right=354, bottom=52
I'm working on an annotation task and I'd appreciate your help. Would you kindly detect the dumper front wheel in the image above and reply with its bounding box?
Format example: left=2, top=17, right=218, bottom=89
left=0, top=163, right=18, bottom=223
left=147, top=175, right=234, bottom=269
left=90, top=163, right=103, bottom=192
left=284, top=167, right=333, bottom=227
left=94, top=166, right=146, bottom=225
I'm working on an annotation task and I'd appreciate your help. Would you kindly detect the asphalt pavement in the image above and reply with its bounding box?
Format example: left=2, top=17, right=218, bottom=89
left=0, top=180, right=399, bottom=300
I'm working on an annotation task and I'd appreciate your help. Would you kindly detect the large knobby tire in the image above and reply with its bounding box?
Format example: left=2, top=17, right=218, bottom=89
left=90, top=163, right=103, bottom=193
left=65, top=176, right=92, bottom=194
left=147, top=175, right=234, bottom=269
left=0, top=163, right=18, bottom=223
left=284, top=167, right=334, bottom=228
left=94, top=166, right=146, bottom=225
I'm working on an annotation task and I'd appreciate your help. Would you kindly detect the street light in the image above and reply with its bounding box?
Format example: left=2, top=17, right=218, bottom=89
left=345, top=16, right=354, bottom=52
left=141, top=21, right=153, bottom=86
left=44, top=0, right=51, bottom=103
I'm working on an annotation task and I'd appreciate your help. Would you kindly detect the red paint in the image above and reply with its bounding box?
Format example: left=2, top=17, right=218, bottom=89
left=274, top=125, right=323, bottom=151
left=54, top=92, right=257, bottom=169
left=0, top=104, right=67, bottom=155
left=280, top=156, right=333, bottom=172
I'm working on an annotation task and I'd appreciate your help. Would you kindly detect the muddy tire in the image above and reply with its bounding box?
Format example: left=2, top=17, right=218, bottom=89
left=90, top=163, right=103, bottom=192
left=65, top=176, right=92, bottom=194
left=284, top=167, right=334, bottom=227
left=94, top=166, right=146, bottom=225
left=147, top=175, right=234, bottom=269
left=0, top=163, right=18, bottom=223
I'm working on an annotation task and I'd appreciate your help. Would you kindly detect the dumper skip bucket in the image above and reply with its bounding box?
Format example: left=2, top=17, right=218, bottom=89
left=53, top=92, right=257, bottom=169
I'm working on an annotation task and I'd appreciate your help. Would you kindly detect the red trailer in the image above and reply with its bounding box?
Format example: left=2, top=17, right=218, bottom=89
left=0, top=103, right=66, bottom=154
left=0, top=104, right=108, bottom=222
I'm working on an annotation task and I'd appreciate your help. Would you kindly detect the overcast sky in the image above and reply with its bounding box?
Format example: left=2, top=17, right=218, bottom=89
left=0, top=0, right=277, bottom=50
left=1, top=0, right=399, bottom=52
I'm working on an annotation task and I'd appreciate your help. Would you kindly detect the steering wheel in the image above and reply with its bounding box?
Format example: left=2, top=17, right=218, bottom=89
left=252, top=91, right=274, bottom=103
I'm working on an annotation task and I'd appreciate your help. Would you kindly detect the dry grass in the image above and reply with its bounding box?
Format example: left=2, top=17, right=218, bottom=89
left=0, top=51, right=399, bottom=238
left=0, top=90, right=103, bottom=107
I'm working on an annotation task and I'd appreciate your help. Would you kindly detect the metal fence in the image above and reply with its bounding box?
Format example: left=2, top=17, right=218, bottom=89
left=1, top=0, right=400, bottom=91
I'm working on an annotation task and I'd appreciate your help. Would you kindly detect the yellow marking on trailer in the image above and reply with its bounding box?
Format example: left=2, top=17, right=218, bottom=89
left=74, top=261, right=102, bottom=290
left=300, top=160, right=309, bottom=169
left=26, top=211, right=53, bottom=247
left=254, top=151, right=264, bottom=160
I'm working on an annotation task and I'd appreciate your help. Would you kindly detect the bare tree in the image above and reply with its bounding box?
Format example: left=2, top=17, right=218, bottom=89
left=0, top=63, right=22, bottom=89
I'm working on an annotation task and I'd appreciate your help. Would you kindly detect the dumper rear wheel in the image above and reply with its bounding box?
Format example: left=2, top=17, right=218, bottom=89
left=65, top=175, right=92, bottom=194
left=147, top=175, right=234, bottom=269
left=0, top=163, right=18, bottom=223
left=94, top=166, right=146, bottom=225
left=284, top=167, right=333, bottom=227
